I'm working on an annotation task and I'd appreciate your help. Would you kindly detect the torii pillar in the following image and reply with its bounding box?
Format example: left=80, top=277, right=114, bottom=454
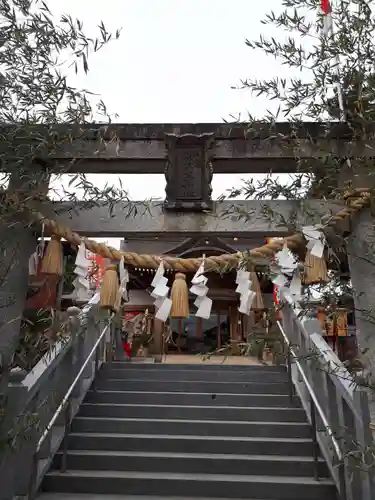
left=346, top=209, right=375, bottom=422
left=343, top=167, right=375, bottom=423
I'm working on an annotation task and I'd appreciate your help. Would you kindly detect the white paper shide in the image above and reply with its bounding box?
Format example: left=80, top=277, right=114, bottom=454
left=302, top=225, right=326, bottom=259
left=235, top=269, right=255, bottom=315
left=119, top=256, right=129, bottom=301
left=272, top=243, right=302, bottom=301
left=190, top=261, right=212, bottom=320
left=151, top=262, right=172, bottom=322
left=73, top=243, right=94, bottom=301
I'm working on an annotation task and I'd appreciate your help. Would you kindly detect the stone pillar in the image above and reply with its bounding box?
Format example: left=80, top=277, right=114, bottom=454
left=347, top=208, right=375, bottom=421
left=0, top=225, right=36, bottom=374
left=0, top=167, right=50, bottom=496
left=0, top=167, right=50, bottom=383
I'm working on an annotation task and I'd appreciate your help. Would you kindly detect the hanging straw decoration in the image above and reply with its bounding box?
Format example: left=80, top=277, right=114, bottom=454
left=112, top=255, right=130, bottom=312
left=304, top=250, right=328, bottom=285
left=170, top=272, right=189, bottom=319
left=249, top=269, right=264, bottom=310
left=100, top=264, right=119, bottom=311
left=41, top=235, right=63, bottom=276
left=302, top=226, right=328, bottom=285
left=113, top=287, right=122, bottom=313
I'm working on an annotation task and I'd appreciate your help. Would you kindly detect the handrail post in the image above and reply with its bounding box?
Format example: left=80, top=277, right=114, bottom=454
left=60, top=399, right=71, bottom=473
left=68, top=306, right=85, bottom=398
left=310, top=395, right=320, bottom=481
left=27, top=450, right=38, bottom=500
left=91, top=343, right=101, bottom=393
left=106, top=320, right=115, bottom=364
left=286, top=346, right=294, bottom=405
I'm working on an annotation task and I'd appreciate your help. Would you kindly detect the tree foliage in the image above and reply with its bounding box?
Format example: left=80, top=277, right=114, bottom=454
left=229, top=0, right=375, bottom=302
left=235, top=0, right=375, bottom=200
left=0, top=0, right=130, bottom=215
left=231, top=4, right=375, bottom=480
left=0, top=0, right=129, bottom=373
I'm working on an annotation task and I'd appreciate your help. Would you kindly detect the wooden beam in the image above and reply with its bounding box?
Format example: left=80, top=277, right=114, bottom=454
left=47, top=199, right=346, bottom=238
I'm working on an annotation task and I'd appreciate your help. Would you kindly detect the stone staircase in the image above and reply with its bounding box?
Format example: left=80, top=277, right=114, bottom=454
left=39, top=362, right=337, bottom=499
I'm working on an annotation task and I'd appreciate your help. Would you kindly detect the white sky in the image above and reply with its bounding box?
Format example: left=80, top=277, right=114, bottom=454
left=50, top=0, right=305, bottom=247
left=50, top=0, right=299, bottom=201
left=59, top=0, right=289, bottom=123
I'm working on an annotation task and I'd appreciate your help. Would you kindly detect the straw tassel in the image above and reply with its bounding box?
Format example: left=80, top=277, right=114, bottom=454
left=100, top=264, right=119, bottom=311
left=303, top=249, right=328, bottom=285
left=170, top=272, right=189, bottom=319
left=250, top=270, right=264, bottom=310
left=113, top=287, right=122, bottom=313
left=41, top=235, right=63, bottom=276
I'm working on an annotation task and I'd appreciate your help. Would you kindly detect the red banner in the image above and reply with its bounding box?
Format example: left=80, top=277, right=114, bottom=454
left=86, top=250, right=106, bottom=290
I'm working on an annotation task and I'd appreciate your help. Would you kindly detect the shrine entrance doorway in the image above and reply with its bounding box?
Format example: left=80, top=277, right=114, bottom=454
left=167, top=308, right=230, bottom=355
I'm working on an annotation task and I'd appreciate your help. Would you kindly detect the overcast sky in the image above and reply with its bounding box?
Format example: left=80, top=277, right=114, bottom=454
left=50, top=0, right=307, bottom=247
left=50, top=1, right=298, bottom=200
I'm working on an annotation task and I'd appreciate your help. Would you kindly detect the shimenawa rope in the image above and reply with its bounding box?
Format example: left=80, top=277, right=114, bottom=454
left=31, top=188, right=371, bottom=272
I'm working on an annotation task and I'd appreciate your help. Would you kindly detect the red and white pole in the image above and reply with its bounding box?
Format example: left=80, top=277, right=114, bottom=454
left=321, top=0, right=332, bottom=35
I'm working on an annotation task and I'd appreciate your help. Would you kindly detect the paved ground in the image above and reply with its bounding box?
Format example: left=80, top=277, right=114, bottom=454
left=161, top=354, right=264, bottom=365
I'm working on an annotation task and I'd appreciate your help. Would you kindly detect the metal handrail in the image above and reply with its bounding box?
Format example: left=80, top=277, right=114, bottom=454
left=35, top=321, right=111, bottom=454
left=28, top=313, right=113, bottom=499
left=276, top=320, right=342, bottom=461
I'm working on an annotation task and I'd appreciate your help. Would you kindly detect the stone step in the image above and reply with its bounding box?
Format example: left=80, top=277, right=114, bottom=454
left=38, top=495, right=292, bottom=500
left=72, top=417, right=311, bottom=439
left=40, top=362, right=336, bottom=500
left=100, top=367, right=288, bottom=383
left=94, top=378, right=292, bottom=394
left=52, top=450, right=329, bottom=478
left=107, top=362, right=286, bottom=372
left=78, top=403, right=306, bottom=422
left=67, top=432, right=315, bottom=456
left=85, top=390, right=300, bottom=408
left=42, top=470, right=336, bottom=499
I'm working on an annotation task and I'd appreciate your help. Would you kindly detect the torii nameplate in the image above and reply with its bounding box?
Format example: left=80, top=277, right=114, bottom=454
left=164, top=133, right=214, bottom=212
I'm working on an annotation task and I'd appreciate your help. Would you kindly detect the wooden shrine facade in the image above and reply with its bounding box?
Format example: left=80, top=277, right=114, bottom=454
left=122, top=235, right=275, bottom=355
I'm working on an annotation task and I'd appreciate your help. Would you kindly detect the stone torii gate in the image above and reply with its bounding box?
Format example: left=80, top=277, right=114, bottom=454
left=47, top=122, right=375, bottom=374
left=1, top=121, right=375, bottom=500
left=3, top=121, right=375, bottom=392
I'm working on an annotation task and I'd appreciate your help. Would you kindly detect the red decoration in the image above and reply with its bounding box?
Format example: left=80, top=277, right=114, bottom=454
left=321, top=0, right=330, bottom=15
left=124, top=311, right=143, bottom=321
left=86, top=251, right=106, bottom=289
left=122, top=342, right=132, bottom=358
left=27, top=274, right=59, bottom=309
left=266, top=237, right=282, bottom=320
